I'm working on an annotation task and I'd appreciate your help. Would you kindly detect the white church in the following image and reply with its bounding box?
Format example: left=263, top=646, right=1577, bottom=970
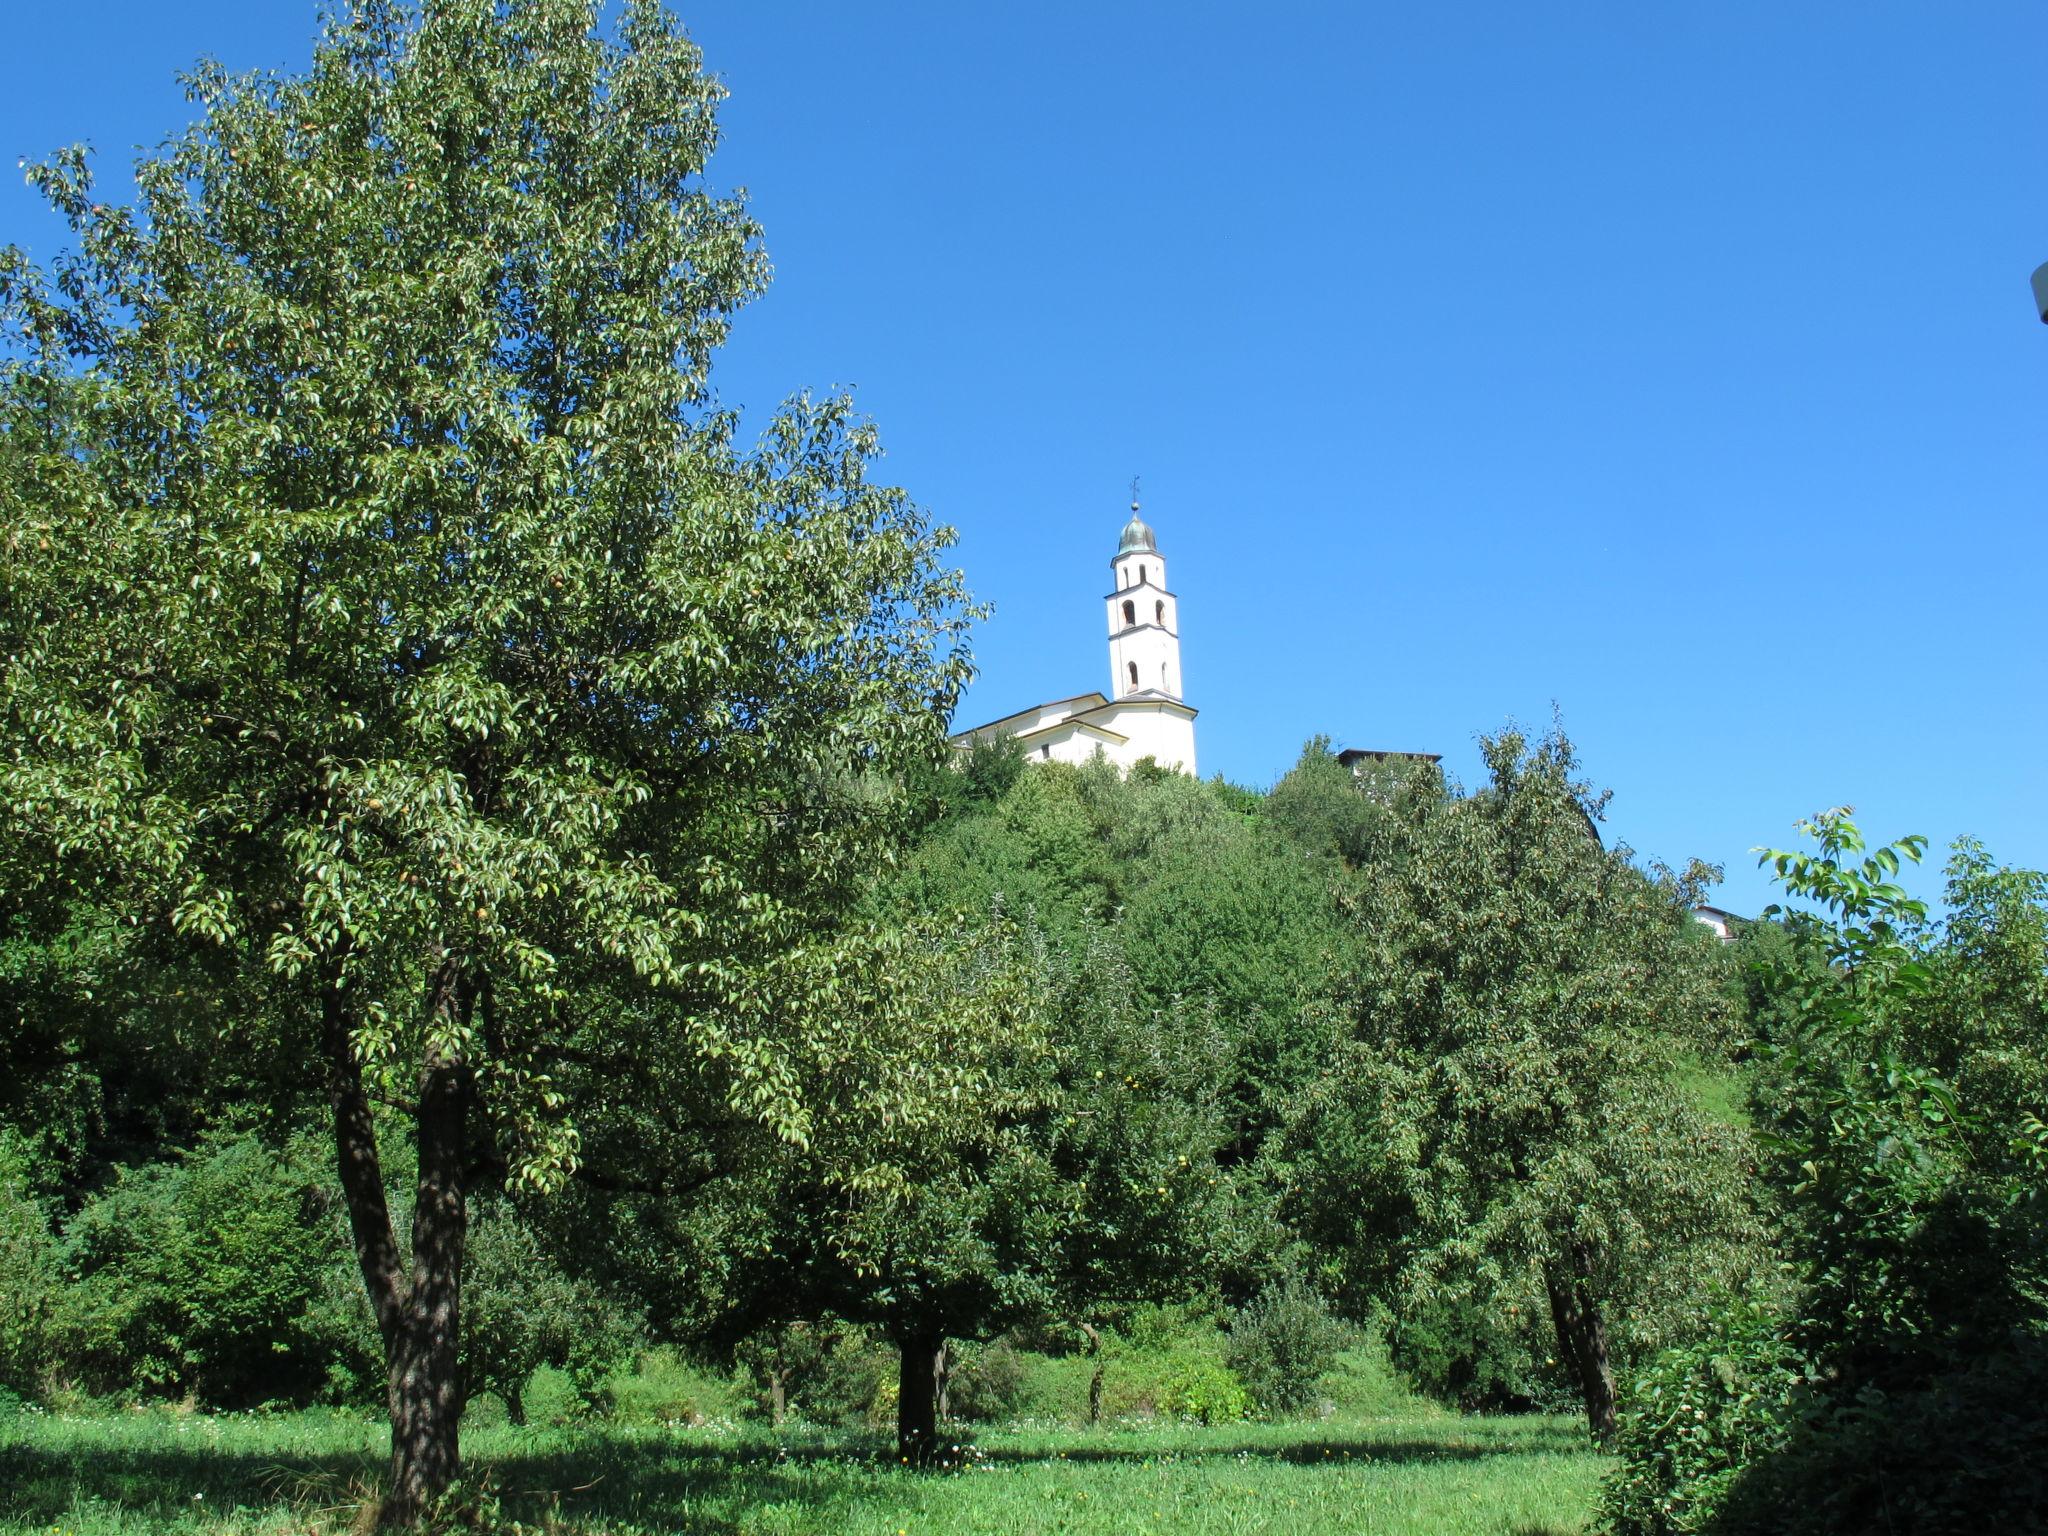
left=949, top=502, right=1200, bottom=775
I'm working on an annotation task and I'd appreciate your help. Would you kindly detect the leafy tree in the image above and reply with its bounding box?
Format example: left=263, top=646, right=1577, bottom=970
left=701, top=915, right=1057, bottom=1462
left=1289, top=727, right=1752, bottom=1438
left=461, top=1196, right=639, bottom=1425
left=0, top=0, right=972, bottom=1512
left=708, top=916, right=1247, bottom=1463
left=1606, top=815, right=2048, bottom=1535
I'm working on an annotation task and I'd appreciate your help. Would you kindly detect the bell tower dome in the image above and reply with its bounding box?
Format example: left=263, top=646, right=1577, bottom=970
left=1106, top=500, right=1182, bottom=701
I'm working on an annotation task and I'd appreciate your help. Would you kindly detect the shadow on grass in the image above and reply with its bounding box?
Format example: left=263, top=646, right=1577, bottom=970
left=973, top=1417, right=1592, bottom=1467
left=0, top=1418, right=1592, bottom=1531
left=0, top=1439, right=868, bottom=1534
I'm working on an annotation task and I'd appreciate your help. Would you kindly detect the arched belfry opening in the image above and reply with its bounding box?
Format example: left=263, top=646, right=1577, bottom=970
left=1122, top=599, right=1135, bottom=626
left=1127, top=661, right=1139, bottom=691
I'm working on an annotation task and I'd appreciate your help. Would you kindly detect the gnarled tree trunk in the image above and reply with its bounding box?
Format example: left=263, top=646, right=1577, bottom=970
left=1078, top=1320, right=1104, bottom=1425
left=1543, top=1238, right=1617, bottom=1441
left=325, top=964, right=474, bottom=1524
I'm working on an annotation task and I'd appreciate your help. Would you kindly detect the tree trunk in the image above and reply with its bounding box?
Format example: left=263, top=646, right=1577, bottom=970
left=1542, top=1242, right=1617, bottom=1441
left=1078, top=1321, right=1103, bottom=1425
left=324, top=964, right=473, bottom=1525
left=894, top=1322, right=946, bottom=1466
left=505, top=1380, right=526, bottom=1427
left=768, top=1367, right=788, bottom=1429
left=934, top=1339, right=950, bottom=1424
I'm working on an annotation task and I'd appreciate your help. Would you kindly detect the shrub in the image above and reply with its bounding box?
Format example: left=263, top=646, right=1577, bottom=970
left=606, top=1347, right=745, bottom=1426
left=51, top=1131, right=335, bottom=1404
left=1388, top=1290, right=1563, bottom=1413
left=798, top=1326, right=895, bottom=1426
left=1599, top=1303, right=1802, bottom=1535
left=945, top=1337, right=1029, bottom=1422
left=1157, top=1355, right=1250, bottom=1423
left=1711, top=1331, right=2048, bottom=1536
left=0, top=1135, right=59, bottom=1395
left=1226, top=1277, right=1346, bottom=1416
left=462, top=1199, right=640, bottom=1424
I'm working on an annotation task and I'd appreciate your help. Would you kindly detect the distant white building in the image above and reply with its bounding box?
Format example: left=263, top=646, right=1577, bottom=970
left=1692, top=905, right=1740, bottom=942
left=950, top=504, right=1199, bottom=775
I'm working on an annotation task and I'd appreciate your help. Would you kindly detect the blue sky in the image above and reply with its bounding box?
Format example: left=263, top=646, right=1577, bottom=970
left=6, top=2, right=2044, bottom=916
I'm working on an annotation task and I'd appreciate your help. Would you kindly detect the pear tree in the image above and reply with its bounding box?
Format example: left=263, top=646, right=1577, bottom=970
left=0, top=0, right=973, bottom=1513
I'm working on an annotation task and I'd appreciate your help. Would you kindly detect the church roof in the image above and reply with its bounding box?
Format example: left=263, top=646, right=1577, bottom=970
left=1068, top=694, right=1197, bottom=724
left=1116, top=509, right=1158, bottom=555
left=949, top=692, right=1109, bottom=741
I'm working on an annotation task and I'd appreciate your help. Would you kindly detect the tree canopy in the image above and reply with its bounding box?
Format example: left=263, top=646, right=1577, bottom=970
left=1, top=0, right=974, bottom=1511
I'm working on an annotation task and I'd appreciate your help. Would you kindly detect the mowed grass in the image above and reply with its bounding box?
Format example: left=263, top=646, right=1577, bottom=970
left=0, top=1407, right=1608, bottom=1536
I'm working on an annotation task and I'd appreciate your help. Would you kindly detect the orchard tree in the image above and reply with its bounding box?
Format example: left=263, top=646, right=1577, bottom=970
left=1288, top=727, right=1753, bottom=1438
left=711, top=918, right=1246, bottom=1464
left=0, top=0, right=974, bottom=1515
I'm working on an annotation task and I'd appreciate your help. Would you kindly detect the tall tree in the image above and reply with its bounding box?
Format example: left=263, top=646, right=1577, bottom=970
left=1288, top=727, right=1750, bottom=1438
left=0, top=0, right=972, bottom=1514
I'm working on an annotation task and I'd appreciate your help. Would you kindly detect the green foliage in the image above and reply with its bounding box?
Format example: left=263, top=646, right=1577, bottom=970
left=1384, top=1289, right=1561, bottom=1414
left=1156, top=1354, right=1251, bottom=1424
left=1226, top=1276, right=1347, bottom=1416
left=1749, top=812, right=2037, bottom=1389
left=52, top=1132, right=338, bottom=1406
left=1600, top=1302, right=1803, bottom=1535
left=942, top=1337, right=1030, bottom=1422
left=0, top=1138, right=59, bottom=1396
left=1707, top=1337, right=2048, bottom=1536
left=461, top=1198, right=640, bottom=1424
left=601, top=1346, right=747, bottom=1427
left=1289, top=726, right=1757, bottom=1433
left=1, top=0, right=985, bottom=1500
left=1605, top=813, right=2048, bottom=1534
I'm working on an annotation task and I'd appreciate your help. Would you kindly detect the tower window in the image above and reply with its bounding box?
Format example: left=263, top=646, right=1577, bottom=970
left=1122, top=599, right=1135, bottom=626
left=1155, top=600, right=1165, bottom=624
left=1139, top=563, right=1148, bottom=586
left=1127, top=661, right=1139, bottom=690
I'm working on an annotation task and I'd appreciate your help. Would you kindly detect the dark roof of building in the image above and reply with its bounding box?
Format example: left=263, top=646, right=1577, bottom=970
left=1116, top=510, right=1158, bottom=556
left=1336, top=748, right=1444, bottom=766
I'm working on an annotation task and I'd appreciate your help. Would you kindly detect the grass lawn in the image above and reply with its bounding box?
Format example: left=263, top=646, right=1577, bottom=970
left=0, top=1407, right=1609, bottom=1535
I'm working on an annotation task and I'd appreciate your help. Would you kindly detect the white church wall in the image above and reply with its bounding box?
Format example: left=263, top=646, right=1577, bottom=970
left=951, top=506, right=1197, bottom=777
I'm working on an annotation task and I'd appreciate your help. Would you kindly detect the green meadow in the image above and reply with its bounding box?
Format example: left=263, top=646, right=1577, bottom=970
left=0, top=1409, right=1605, bottom=1536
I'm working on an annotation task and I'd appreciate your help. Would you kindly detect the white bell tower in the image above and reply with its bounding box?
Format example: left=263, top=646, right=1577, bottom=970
left=1106, top=500, right=1182, bottom=700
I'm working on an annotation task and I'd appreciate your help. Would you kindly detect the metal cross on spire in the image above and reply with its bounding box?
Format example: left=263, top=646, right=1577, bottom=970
left=1129, top=475, right=1141, bottom=511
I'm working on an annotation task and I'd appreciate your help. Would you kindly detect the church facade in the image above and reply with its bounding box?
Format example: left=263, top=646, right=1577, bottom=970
left=949, top=505, right=1199, bottom=775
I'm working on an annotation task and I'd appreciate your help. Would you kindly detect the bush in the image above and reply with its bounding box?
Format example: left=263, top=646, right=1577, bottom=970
left=51, top=1131, right=337, bottom=1405
left=945, top=1337, right=1028, bottom=1422
left=606, top=1347, right=746, bottom=1426
left=1157, top=1355, right=1250, bottom=1423
left=0, top=1135, right=59, bottom=1395
left=1319, top=1339, right=1443, bottom=1419
left=1226, top=1277, right=1346, bottom=1416
left=1710, top=1331, right=2048, bottom=1536
left=462, top=1198, right=641, bottom=1424
left=1385, top=1288, right=1575, bottom=1413
left=1600, top=1303, right=1803, bottom=1536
